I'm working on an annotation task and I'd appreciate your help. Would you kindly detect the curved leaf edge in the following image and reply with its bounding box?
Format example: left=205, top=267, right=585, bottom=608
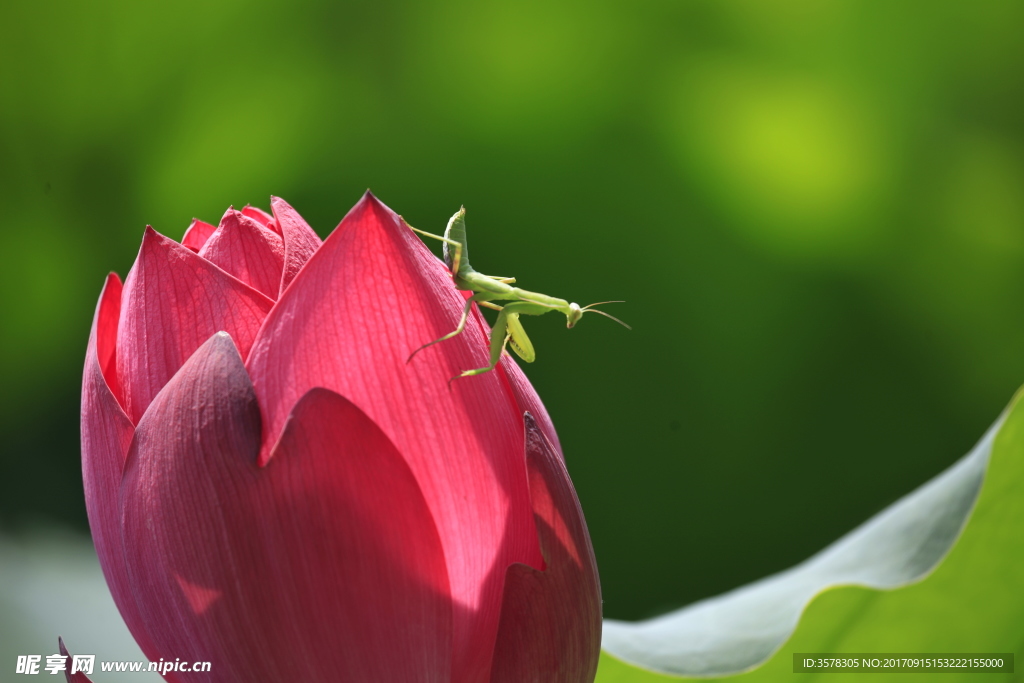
left=599, top=386, right=1024, bottom=679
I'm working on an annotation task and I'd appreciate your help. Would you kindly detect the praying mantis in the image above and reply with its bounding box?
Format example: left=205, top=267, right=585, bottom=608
left=408, top=207, right=629, bottom=382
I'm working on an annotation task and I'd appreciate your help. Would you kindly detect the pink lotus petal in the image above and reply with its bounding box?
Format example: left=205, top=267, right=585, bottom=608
left=247, top=192, right=542, bottom=683
left=91, top=272, right=123, bottom=409
left=58, top=638, right=95, bottom=683
left=81, top=274, right=163, bottom=665
left=116, top=227, right=274, bottom=424
left=270, top=196, right=322, bottom=294
left=499, top=341, right=563, bottom=458
left=181, top=219, right=217, bottom=253
left=241, top=205, right=275, bottom=231
left=199, top=210, right=285, bottom=299
left=489, top=413, right=602, bottom=683
left=120, top=333, right=452, bottom=682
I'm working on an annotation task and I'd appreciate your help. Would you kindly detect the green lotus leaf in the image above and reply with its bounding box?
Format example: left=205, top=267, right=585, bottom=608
left=599, top=388, right=1024, bottom=682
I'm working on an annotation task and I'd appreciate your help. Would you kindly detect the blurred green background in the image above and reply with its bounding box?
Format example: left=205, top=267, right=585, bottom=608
left=2, top=0, right=1023, bottom=634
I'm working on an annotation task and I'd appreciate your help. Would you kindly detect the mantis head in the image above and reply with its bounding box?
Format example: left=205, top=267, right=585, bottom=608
left=566, top=303, right=584, bottom=328
left=566, top=301, right=631, bottom=330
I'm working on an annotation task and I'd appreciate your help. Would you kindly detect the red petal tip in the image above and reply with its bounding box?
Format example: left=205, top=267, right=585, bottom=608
left=182, top=218, right=218, bottom=252
left=488, top=411, right=601, bottom=683
left=57, top=638, right=96, bottom=683
left=118, top=230, right=273, bottom=422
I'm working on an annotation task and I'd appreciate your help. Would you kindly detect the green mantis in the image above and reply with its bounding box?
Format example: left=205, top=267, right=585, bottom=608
left=408, top=207, right=629, bottom=382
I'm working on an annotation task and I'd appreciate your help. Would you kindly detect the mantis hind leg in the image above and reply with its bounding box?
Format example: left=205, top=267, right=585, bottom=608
left=407, top=293, right=491, bottom=364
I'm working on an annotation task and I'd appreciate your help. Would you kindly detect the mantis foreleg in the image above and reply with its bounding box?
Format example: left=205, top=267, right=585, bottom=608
left=453, top=301, right=548, bottom=381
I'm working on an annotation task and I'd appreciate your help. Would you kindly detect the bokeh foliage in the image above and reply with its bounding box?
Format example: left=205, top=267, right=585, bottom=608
left=2, top=0, right=1023, bottom=629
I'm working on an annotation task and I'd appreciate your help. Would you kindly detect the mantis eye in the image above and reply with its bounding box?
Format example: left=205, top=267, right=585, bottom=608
left=567, top=303, right=583, bottom=328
